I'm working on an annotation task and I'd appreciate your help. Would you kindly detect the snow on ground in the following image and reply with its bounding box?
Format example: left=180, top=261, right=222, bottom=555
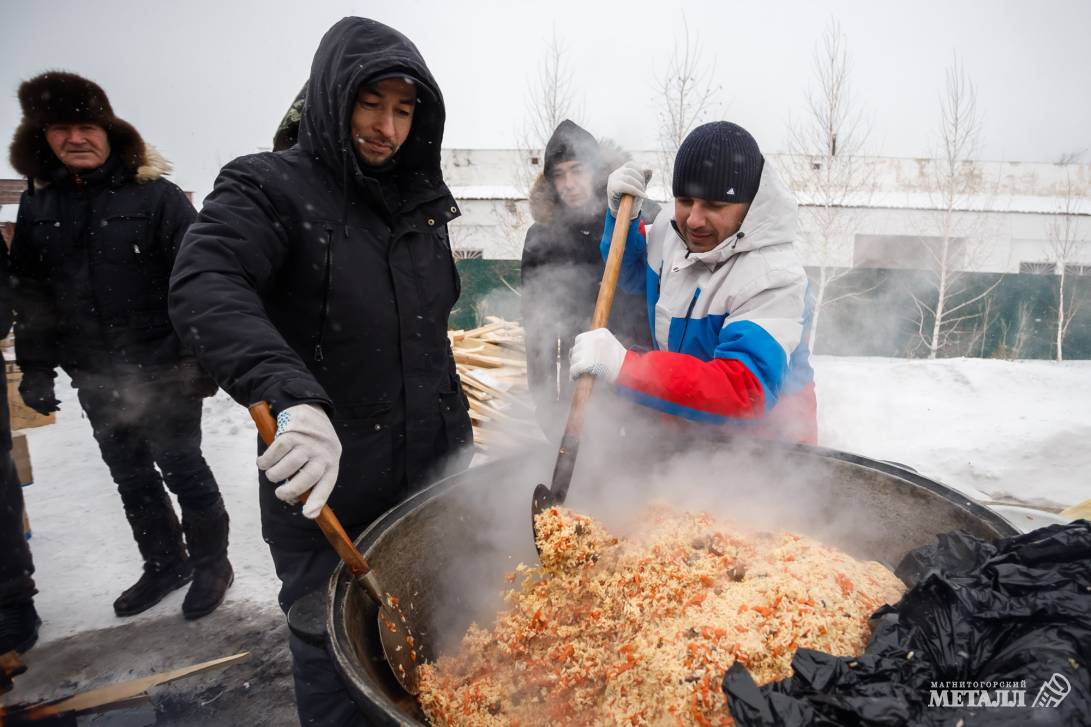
left=814, top=356, right=1091, bottom=508
left=18, top=376, right=280, bottom=643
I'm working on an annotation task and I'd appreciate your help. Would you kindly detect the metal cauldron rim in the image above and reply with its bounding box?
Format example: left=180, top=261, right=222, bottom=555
left=325, top=441, right=1019, bottom=723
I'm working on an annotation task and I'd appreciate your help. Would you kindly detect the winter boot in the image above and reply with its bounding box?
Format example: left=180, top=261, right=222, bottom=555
left=180, top=498, right=233, bottom=620
left=114, top=494, right=192, bottom=617
left=0, top=600, right=40, bottom=654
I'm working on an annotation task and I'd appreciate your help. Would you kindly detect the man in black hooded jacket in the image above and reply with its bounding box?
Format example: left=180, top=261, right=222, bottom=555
left=521, top=120, right=653, bottom=435
left=169, top=17, right=472, bottom=725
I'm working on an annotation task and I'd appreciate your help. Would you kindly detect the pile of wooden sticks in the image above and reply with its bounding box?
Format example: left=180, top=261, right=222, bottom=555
left=449, top=317, right=543, bottom=451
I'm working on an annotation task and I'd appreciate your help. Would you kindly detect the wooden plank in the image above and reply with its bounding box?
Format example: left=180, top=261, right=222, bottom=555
left=11, top=432, right=33, bottom=485
left=1060, top=498, right=1091, bottom=521
left=1, top=652, right=250, bottom=719
left=7, top=364, right=56, bottom=431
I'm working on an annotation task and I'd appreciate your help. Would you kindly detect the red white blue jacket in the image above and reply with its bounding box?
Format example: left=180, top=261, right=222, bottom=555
left=603, top=162, right=817, bottom=442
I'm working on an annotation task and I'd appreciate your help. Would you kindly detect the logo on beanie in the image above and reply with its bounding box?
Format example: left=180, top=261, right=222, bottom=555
left=727, top=188, right=736, bottom=196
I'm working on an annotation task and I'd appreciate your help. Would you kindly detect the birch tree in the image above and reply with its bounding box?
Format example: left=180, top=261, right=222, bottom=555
left=655, top=17, right=722, bottom=195
left=516, top=29, right=582, bottom=194
left=785, top=19, right=875, bottom=351
left=912, top=55, right=999, bottom=358
left=1048, top=170, right=1087, bottom=361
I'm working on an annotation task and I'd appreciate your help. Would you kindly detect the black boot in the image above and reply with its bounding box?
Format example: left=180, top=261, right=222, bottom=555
left=0, top=600, right=40, bottom=654
left=180, top=498, right=233, bottom=620
left=114, top=495, right=192, bottom=618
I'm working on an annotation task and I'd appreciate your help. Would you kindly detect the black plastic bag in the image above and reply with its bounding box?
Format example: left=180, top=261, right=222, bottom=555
left=723, top=520, right=1091, bottom=726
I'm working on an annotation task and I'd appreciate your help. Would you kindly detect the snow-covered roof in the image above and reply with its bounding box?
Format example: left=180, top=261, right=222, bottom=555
left=795, top=191, right=1091, bottom=216
left=450, top=185, right=525, bottom=200
left=446, top=187, right=1091, bottom=216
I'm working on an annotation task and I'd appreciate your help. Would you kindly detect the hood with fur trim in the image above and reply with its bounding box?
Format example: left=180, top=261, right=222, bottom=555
left=529, top=138, right=629, bottom=226
left=9, top=70, right=165, bottom=185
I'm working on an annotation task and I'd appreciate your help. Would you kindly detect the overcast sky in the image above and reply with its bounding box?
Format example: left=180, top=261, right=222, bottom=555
left=2, top=0, right=1089, bottom=204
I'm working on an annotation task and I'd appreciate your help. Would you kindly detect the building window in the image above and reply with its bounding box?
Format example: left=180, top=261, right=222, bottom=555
left=853, top=234, right=968, bottom=271
left=1020, top=261, right=1055, bottom=275
left=1064, top=263, right=1091, bottom=277
left=453, top=248, right=484, bottom=260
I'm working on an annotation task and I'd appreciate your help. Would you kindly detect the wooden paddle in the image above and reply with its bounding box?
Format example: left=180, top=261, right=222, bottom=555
left=250, top=402, right=422, bottom=695
left=532, top=193, right=638, bottom=553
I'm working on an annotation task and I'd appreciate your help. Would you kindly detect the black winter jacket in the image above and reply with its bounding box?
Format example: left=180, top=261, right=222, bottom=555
left=9, top=155, right=201, bottom=385
left=170, top=17, right=473, bottom=547
left=0, top=244, right=11, bottom=451
left=520, top=139, right=653, bottom=429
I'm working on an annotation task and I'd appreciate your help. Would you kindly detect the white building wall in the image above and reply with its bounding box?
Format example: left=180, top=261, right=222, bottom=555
left=441, top=149, right=1091, bottom=270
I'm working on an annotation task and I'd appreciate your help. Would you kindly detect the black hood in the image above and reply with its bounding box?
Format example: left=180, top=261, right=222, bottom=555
left=298, top=17, right=445, bottom=190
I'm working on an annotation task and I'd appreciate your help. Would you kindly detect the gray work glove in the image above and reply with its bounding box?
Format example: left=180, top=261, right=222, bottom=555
left=607, top=162, right=649, bottom=219
left=569, top=328, right=628, bottom=383
left=257, top=404, right=341, bottom=519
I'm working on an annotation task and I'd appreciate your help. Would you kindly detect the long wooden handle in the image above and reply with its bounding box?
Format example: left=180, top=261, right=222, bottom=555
left=548, top=194, right=636, bottom=501
left=592, top=194, right=635, bottom=328
left=2, top=653, right=251, bottom=719
left=249, top=402, right=371, bottom=578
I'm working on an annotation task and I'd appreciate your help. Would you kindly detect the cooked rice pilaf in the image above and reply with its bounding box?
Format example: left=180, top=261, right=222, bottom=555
left=418, top=505, right=905, bottom=726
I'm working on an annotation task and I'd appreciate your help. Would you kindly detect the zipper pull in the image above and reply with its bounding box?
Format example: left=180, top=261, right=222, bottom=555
left=314, top=344, right=324, bottom=362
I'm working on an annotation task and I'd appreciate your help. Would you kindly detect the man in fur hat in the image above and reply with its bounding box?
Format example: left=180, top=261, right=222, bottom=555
left=520, top=120, right=653, bottom=435
left=6, top=71, right=233, bottom=621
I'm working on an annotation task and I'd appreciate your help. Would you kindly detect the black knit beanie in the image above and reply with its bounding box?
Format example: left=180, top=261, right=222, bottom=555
left=672, top=121, right=764, bottom=203
left=543, top=120, right=599, bottom=178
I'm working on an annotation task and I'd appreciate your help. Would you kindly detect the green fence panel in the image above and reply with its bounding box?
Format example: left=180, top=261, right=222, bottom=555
left=451, top=259, right=522, bottom=330
left=452, top=259, right=1091, bottom=359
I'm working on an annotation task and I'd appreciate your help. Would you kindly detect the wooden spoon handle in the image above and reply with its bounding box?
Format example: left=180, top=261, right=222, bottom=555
left=249, top=402, right=371, bottom=578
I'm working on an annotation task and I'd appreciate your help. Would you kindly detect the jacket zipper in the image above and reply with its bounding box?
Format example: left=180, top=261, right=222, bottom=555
left=676, top=288, right=701, bottom=352
left=314, top=225, right=335, bottom=362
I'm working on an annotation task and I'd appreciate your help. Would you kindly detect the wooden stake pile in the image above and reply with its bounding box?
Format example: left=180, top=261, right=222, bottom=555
left=449, top=317, right=544, bottom=452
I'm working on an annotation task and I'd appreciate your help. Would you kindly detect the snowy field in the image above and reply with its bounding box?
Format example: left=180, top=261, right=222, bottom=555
left=4, top=355, right=1089, bottom=719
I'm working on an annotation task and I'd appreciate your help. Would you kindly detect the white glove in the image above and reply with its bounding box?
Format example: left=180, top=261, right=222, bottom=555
left=607, top=162, right=649, bottom=219
left=257, top=403, right=342, bottom=519
left=569, top=328, right=628, bottom=383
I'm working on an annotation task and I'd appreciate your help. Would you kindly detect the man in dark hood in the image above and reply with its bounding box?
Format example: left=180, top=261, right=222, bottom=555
left=170, top=17, right=472, bottom=725
left=520, top=120, right=652, bottom=435
left=6, top=71, right=232, bottom=623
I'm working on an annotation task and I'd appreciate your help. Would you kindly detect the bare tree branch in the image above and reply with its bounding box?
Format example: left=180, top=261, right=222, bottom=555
left=913, top=53, right=996, bottom=358
left=654, top=15, right=723, bottom=194
left=1048, top=168, right=1089, bottom=360
left=514, top=29, right=583, bottom=194
left=784, top=18, right=875, bottom=351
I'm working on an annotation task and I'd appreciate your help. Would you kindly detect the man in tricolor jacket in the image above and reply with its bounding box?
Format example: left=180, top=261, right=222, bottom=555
left=568, top=121, right=817, bottom=443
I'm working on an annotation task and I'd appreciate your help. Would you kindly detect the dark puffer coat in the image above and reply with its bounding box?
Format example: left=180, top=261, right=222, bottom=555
left=169, top=17, right=473, bottom=548
left=520, top=124, right=653, bottom=429
left=9, top=140, right=201, bottom=384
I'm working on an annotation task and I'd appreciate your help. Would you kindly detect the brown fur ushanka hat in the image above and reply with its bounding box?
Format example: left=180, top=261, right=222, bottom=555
left=9, top=70, right=148, bottom=182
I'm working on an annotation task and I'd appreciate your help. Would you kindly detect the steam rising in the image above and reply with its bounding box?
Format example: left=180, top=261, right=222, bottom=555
left=413, top=383, right=974, bottom=657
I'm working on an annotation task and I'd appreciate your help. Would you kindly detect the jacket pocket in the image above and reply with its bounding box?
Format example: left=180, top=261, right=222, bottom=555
left=437, top=379, right=473, bottom=457
left=332, top=404, right=402, bottom=527
left=97, top=214, right=151, bottom=269
left=29, top=218, right=61, bottom=269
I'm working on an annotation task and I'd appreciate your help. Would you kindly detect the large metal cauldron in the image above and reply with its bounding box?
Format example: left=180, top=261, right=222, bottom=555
left=323, top=439, right=1017, bottom=725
